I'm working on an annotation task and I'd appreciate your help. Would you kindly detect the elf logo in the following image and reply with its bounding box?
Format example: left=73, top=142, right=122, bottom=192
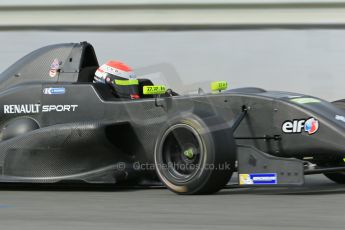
left=282, top=118, right=319, bottom=135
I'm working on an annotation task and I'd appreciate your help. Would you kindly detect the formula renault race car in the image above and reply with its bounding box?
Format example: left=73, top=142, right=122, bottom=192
left=1, top=42, right=345, bottom=195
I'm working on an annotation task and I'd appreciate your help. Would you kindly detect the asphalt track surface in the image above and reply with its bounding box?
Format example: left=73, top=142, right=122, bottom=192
left=1, top=31, right=345, bottom=229
left=0, top=175, right=344, bottom=230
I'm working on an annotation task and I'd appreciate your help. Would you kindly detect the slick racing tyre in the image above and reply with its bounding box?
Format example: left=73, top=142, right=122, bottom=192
left=154, top=115, right=236, bottom=195
left=324, top=171, right=345, bottom=184
left=323, top=100, right=345, bottom=184
left=318, top=160, right=345, bottom=184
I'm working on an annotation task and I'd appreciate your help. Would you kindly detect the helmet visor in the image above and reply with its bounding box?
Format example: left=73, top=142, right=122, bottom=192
left=113, top=78, right=140, bottom=99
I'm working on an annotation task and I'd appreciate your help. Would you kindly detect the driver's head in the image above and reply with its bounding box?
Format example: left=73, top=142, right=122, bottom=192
left=94, top=60, right=140, bottom=99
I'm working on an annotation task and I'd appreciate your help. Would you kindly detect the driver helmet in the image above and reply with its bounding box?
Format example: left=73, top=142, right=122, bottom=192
left=94, top=60, right=140, bottom=99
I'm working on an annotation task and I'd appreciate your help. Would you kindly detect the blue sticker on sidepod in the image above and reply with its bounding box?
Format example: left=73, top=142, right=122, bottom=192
left=239, top=173, right=277, bottom=185
left=43, top=87, right=65, bottom=95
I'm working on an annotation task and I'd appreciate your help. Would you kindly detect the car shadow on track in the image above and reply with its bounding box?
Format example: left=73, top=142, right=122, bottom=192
left=221, top=182, right=345, bottom=196
left=220, top=184, right=345, bottom=195
left=0, top=183, right=165, bottom=193
left=216, top=174, right=345, bottom=195
left=0, top=176, right=343, bottom=195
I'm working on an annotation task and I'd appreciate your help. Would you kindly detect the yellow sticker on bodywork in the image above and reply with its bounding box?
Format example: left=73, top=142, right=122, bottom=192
left=239, top=174, right=252, bottom=185
left=211, top=81, right=228, bottom=92
left=143, top=85, right=167, bottom=95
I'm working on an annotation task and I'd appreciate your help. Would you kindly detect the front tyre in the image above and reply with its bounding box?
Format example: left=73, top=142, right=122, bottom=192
left=154, top=116, right=236, bottom=195
left=324, top=100, right=345, bottom=184
left=324, top=172, right=345, bottom=184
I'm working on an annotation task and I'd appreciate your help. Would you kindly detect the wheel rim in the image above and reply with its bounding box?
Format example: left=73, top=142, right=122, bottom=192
left=160, top=124, right=204, bottom=182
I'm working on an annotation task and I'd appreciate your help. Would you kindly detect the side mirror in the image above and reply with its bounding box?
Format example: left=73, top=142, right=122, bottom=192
left=143, top=85, right=167, bottom=95
left=211, top=81, right=228, bottom=93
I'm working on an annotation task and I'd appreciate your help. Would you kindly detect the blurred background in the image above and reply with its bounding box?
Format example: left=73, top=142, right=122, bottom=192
left=1, top=0, right=345, bottom=100
left=1, top=2, right=345, bottom=230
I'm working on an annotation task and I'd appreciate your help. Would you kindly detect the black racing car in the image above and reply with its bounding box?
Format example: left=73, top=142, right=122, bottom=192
left=1, top=41, right=345, bottom=194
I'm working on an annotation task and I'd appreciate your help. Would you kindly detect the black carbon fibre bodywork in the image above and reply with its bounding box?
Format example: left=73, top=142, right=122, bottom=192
left=1, top=42, right=345, bottom=186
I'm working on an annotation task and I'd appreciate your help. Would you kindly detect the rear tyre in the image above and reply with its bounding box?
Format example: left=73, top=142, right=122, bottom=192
left=154, top=116, right=236, bottom=195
